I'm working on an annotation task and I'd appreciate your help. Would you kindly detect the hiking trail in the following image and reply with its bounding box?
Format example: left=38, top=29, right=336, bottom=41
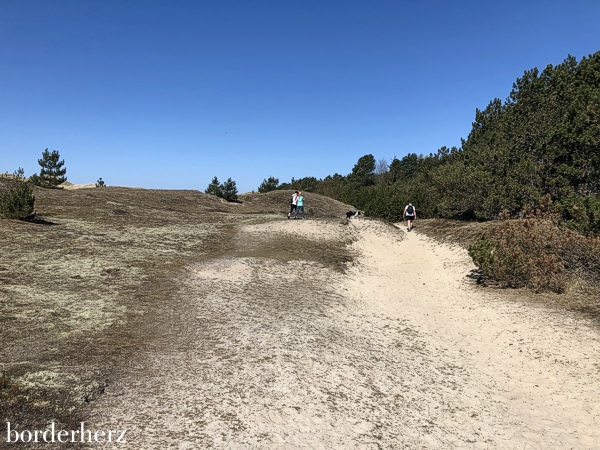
left=89, top=219, right=600, bottom=449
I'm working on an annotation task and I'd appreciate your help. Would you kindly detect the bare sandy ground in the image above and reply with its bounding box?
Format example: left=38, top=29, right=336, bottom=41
left=59, top=181, right=96, bottom=189
left=88, top=219, right=600, bottom=449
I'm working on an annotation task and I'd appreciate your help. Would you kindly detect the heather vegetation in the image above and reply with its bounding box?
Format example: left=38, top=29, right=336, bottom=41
left=469, top=203, right=600, bottom=294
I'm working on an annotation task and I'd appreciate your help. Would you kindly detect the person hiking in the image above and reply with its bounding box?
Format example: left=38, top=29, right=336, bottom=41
left=287, top=190, right=299, bottom=219
left=294, top=191, right=306, bottom=220
left=403, top=202, right=416, bottom=231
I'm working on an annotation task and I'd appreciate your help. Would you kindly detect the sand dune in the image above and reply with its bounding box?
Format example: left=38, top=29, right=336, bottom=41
left=88, top=218, right=600, bottom=448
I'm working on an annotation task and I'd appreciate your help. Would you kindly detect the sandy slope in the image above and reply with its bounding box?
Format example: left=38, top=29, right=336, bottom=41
left=89, top=219, right=600, bottom=449
left=347, top=221, right=600, bottom=448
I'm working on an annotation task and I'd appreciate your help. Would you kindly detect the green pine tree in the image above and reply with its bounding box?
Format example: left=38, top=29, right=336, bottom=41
left=348, top=154, right=376, bottom=187
left=221, top=177, right=238, bottom=202
left=258, top=176, right=280, bottom=193
left=30, top=149, right=67, bottom=188
left=205, top=176, right=223, bottom=197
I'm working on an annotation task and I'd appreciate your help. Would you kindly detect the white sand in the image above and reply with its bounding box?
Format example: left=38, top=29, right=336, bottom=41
left=345, top=220, right=600, bottom=448
left=60, top=181, right=96, bottom=190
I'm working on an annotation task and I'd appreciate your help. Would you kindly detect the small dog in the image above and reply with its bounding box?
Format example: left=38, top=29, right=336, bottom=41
left=346, top=211, right=361, bottom=219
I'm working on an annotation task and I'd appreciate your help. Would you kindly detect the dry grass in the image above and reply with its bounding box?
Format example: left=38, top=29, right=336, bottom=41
left=240, top=189, right=354, bottom=219
left=0, top=186, right=354, bottom=447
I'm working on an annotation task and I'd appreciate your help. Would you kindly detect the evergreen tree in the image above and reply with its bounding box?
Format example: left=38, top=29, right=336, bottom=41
left=348, top=154, right=376, bottom=187
left=221, top=177, right=238, bottom=202
left=30, top=149, right=67, bottom=188
left=387, top=157, right=402, bottom=184
left=205, top=176, right=223, bottom=197
left=258, top=176, right=279, bottom=193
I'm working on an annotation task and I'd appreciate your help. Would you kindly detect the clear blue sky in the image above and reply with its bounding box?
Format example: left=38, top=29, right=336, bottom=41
left=1, top=1, right=599, bottom=192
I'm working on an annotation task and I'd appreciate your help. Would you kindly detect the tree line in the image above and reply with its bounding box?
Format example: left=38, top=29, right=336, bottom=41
left=260, top=52, right=600, bottom=233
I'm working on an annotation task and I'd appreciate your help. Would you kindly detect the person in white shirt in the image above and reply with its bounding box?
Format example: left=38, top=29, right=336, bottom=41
left=403, top=202, right=416, bottom=231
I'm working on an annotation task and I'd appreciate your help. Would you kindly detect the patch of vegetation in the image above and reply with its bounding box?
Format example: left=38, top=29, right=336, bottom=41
left=221, top=177, right=238, bottom=202
left=30, top=148, right=67, bottom=189
left=0, top=369, right=91, bottom=446
left=469, top=207, right=600, bottom=295
left=205, top=176, right=239, bottom=202
left=233, top=224, right=356, bottom=273
left=205, top=176, right=222, bottom=197
left=414, top=217, right=600, bottom=317
left=0, top=168, right=35, bottom=220
left=257, top=176, right=279, bottom=193
left=0, top=186, right=354, bottom=433
left=414, top=219, right=497, bottom=248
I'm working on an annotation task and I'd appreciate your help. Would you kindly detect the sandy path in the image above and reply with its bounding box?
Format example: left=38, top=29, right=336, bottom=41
left=346, top=221, right=600, bottom=448
left=88, top=219, right=600, bottom=449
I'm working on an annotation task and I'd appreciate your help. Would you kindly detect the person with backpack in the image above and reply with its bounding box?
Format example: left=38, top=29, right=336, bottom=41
left=404, top=202, right=416, bottom=231
left=287, top=190, right=299, bottom=219
left=294, top=191, right=306, bottom=220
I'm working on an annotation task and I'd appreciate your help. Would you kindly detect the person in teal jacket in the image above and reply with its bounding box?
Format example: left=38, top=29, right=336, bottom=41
left=294, top=191, right=306, bottom=220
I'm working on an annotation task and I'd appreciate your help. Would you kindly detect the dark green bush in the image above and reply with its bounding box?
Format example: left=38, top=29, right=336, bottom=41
left=0, top=169, right=36, bottom=220
left=278, top=176, right=320, bottom=192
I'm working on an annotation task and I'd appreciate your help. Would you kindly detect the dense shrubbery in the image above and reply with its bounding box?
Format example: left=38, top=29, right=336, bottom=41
left=0, top=169, right=36, bottom=220
left=469, top=209, right=600, bottom=294
left=469, top=216, right=567, bottom=293
left=276, top=52, right=600, bottom=231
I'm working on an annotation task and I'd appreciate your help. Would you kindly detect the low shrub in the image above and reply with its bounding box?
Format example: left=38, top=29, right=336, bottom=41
left=0, top=169, right=36, bottom=220
left=469, top=212, right=600, bottom=293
